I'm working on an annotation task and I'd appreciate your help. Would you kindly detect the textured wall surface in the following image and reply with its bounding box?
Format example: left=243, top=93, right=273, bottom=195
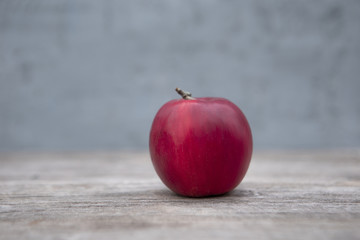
left=1, top=0, right=359, bottom=151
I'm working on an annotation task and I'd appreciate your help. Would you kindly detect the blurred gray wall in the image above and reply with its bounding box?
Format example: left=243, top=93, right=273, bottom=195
left=1, top=0, right=359, bottom=151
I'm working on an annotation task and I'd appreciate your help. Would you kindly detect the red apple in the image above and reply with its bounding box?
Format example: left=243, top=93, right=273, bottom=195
left=149, top=88, right=252, bottom=197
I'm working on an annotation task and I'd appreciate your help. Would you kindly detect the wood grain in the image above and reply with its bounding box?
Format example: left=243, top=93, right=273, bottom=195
left=0, top=150, right=359, bottom=240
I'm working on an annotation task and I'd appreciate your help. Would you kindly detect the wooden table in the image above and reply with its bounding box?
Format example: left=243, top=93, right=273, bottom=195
left=1, top=150, right=359, bottom=240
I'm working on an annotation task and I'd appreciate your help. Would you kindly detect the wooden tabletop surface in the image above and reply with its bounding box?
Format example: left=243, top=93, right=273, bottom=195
left=0, top=150, right=359, bottom=240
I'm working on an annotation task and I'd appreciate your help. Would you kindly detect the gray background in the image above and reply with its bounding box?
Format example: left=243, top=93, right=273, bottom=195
left=1, top=0, right=359, bottom=151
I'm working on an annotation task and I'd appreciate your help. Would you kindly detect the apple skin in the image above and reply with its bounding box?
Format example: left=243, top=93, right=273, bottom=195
left=149, top=97, right=252, bottom=197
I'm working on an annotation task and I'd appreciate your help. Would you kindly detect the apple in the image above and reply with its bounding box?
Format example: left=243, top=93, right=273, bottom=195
left=149, top=88, right=252, bottom=197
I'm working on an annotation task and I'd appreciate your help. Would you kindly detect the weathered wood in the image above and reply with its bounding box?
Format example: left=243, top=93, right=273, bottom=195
left=0, top=150, right=359, bottom=240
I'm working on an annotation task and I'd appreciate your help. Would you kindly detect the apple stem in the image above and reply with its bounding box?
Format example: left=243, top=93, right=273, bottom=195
left=175, top=88, right=196, bottom=100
